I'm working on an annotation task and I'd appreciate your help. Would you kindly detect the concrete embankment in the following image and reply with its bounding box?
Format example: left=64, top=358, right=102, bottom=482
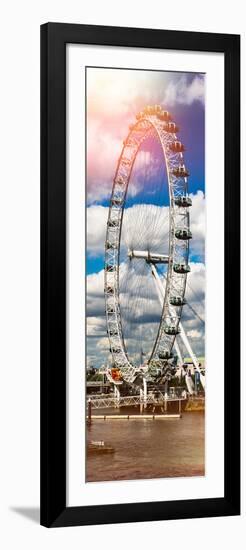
left=88, top=413, right=181, bottom=420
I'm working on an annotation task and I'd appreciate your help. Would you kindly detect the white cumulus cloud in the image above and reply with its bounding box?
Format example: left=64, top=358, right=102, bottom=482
left=86, top=191, right=205, bottom=262
left=163, top=75, right=205, bottom=107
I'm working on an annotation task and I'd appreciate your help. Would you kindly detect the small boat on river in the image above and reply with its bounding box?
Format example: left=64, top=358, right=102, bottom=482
left=87, top=440, right=115, bottom=454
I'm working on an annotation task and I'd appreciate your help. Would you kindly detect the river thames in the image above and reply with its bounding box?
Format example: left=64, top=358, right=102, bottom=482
left=86, top=411, right=205, bottom=482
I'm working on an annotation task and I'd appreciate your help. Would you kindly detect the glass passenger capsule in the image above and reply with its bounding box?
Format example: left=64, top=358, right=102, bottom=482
left=158, top=350, right=173, bottom=360
left=121, top=158, right=131, bottom=166
left=174, top=195, right=192, bottom=207
left=106, top=241, right=117, bottom=249
left=107, top=307, right=114, bottom=313
left=173, top=263, right=191, bottom=274
left=169, top=296, right=186, bottom=306
left=111, top=197, right=123, bottom=206
left=175, top=228, right=192, bottom=240
left=143, top=105, right=153, bottom=115
left=105, top=264, right=116, bottom=272
left=157, top=110, right=171, bottom=121
left=108, top=329, right=118, bottom=336
left=135, top=111, right=145, bottom=120
left=107, top=219, right=119, bottom=228
left=169, top=140, right=185, bottom=153
left=114, top=176, right=125, bottom=185
left=164, top=325, right=181, bottom=336
left=172, top=165, right=189, bottom=177
left=105, top=286, right=114, bottom=294
left=167, top=121, right=179, bottom=133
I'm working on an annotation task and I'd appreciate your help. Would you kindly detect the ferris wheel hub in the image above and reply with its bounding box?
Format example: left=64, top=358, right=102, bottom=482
left=128, top=249, right=169, bottom=264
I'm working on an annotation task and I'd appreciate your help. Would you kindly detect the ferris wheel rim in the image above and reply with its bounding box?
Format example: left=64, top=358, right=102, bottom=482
left=104, top=107, right=191, bottom=381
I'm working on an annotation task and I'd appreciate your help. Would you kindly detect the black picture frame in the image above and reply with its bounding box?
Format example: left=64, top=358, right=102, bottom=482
left=41, top=22, right=240, bottom=527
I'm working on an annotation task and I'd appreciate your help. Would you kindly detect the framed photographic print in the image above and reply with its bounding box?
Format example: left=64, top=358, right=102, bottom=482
left=41, top=23, right=240, bottom=527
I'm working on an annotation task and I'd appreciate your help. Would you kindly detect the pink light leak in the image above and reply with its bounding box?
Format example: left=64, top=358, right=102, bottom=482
left=86, top=67, right=170, bottom=203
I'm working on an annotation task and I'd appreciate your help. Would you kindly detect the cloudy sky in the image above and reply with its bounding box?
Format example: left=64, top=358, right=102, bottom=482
left=86, top=67, right=205, bottom=367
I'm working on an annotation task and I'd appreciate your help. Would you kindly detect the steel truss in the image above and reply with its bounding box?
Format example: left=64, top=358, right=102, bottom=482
left=151, top=263, right=205, bottom=390
left=88, top=394, right=186, bottom=410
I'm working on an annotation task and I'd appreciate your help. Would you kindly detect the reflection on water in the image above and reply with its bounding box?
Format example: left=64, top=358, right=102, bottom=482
left=86, top=411, right=205, bottom=482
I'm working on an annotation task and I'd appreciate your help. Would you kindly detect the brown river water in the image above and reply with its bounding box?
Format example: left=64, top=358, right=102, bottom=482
left=86, top=411, right=205, bottom=482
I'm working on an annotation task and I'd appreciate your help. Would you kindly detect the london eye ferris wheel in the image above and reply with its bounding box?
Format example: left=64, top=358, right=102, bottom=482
left=104, top=105, right=193, bottom=385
